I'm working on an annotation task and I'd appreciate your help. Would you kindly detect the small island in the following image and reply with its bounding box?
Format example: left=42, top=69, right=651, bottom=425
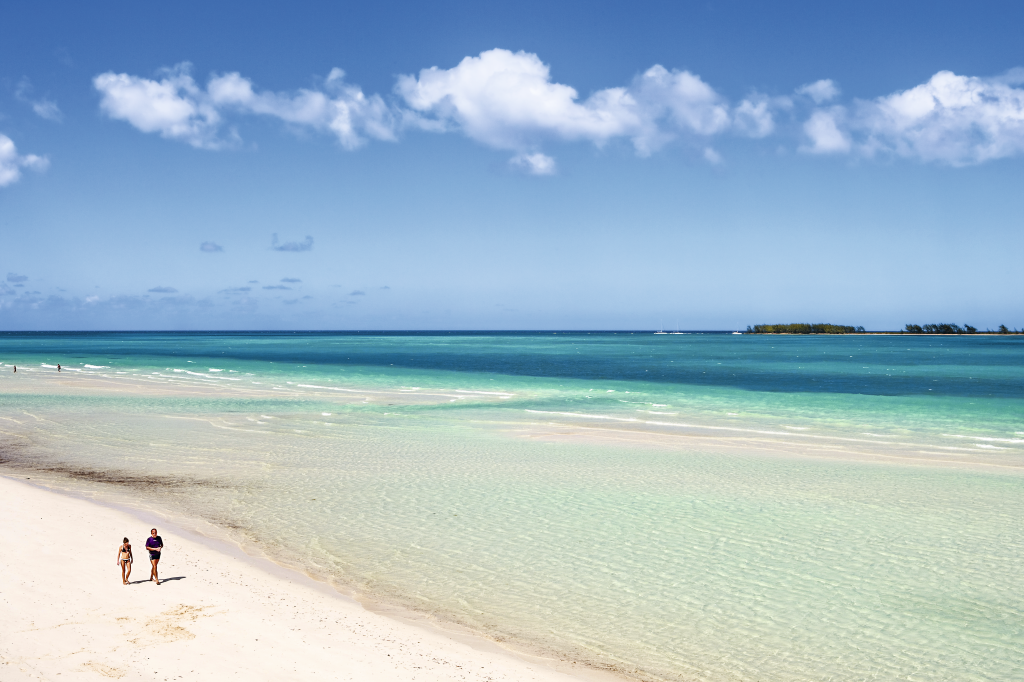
left=746, top=323, right=864, bottom=334
left=744, top=323, right=1021, bottom=334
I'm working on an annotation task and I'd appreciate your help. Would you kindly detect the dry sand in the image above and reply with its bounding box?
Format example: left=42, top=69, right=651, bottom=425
left=0, top=475, right=592, bottom=681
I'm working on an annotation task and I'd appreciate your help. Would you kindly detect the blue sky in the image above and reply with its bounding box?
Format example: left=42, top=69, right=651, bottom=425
left=1, top=1, right=1022, bottom=330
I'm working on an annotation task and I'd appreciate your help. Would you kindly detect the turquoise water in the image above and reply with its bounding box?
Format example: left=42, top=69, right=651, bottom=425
left=1, top=332, right=1022, bottom=680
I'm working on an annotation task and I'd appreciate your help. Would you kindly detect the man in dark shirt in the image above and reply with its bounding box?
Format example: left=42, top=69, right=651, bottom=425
left=146, top=528, right=163, bottom=585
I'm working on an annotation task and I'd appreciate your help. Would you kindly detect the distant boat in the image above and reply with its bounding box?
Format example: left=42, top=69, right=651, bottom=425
left=654, top=330, right=668, bottom=334
left=732, top=331, right=743, bottom=334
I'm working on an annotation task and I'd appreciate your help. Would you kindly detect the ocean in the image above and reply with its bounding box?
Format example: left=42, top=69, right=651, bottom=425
left=1, top=331, right=1022, bottom=681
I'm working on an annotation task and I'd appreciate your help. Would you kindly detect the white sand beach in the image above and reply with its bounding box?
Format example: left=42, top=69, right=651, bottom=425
left=0, top=475, right=593, bottom=681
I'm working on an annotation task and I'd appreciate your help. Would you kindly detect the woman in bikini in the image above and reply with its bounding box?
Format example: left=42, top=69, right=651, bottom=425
left=116, top=537, right=133, bottom=584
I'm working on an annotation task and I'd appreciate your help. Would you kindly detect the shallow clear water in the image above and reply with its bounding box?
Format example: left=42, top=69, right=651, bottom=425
left=1, top=332, right=1022, bottom=680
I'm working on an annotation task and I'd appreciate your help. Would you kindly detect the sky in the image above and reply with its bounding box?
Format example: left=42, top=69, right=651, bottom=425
left=1, top=0, right=1022, bottom=331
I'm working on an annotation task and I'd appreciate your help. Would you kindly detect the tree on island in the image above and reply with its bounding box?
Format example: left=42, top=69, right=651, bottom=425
left=904, top=323, right=977, bottom=334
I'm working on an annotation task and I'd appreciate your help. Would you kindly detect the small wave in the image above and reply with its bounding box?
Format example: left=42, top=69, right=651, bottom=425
left=83, top=364, right=109, bottom=369
left=943, top=434, right=1024, bottom=444
left=454, top=389, right=514, bottom=396
left=783, top=426, right=809, bottom=431
left=209, top=368, right=223, bottom=372
left=976, top=444, right=1006, bottom=450
left=297, top=383, right=359, bottom=392
left=322, top=413, right=332, bottom=416
left=41, top=363, right=58, bottom=368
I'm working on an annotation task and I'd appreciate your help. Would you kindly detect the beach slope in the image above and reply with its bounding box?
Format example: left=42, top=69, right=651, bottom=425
left=0, top=476, right=586, bottom=681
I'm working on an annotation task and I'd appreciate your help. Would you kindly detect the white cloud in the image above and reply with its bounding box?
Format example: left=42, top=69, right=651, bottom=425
left=15, top=78, right=63, bottom=122
left=797, top=79, right=840, bottom=104
left=801, top=108, right=851, bottom=154
left=395, top=49, right=752, bottom=160
left=732, top=96, right=776, bottom=138
left=31, top=100, right=63, bottom=122
left=95, top=63, right=395, bottom=150
left=856, top=70, right=1024, bottom=164
left=797, top=70, right=1024, bottom=165
left=0, top=134, right=49, bottom=187
left=702, top=147, right=723, bottom=164
left=396, top=49, right=637, bottom=150
left=94, top=64, right=222, bottom=148
left=510, top=152, right=556, bottom=175
left=208, top=68, right=395, bottom=149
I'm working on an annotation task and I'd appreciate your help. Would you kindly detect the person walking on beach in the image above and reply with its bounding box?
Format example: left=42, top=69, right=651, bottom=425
left=57, top=364, right=61, bottom=372
left=116, top=537, right=133, bottom=584
left=146, top=528, right=163, bottom=585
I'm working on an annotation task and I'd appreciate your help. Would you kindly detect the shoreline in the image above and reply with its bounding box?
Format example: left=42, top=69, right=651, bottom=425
left=0, top=473, right=619, bottom=682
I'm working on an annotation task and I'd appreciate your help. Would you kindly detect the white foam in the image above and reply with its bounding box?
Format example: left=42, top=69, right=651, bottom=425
left=41, top=363, right=57, bottom=368
left=943, top=434, right=1024, bottom=444
left=209, top=368, right=223, bottom=372
left=83, top=364, right=109, bottom=369
left=297, top=384, right=360, bottom=393
left=322, top=413, right=332, bottom=416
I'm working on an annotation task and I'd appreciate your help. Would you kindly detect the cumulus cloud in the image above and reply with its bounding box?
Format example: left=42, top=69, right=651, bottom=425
left=349, top=290, right=365, bottom=296
left=200, top=241, right=223, bottom=252
left=271, top=234, right=314, bottom=252
left=16, top=78, right=63, bottom=122
left=800, top=70, right=1024, bottom=164
left=510, top=152, right=556, bottom=175
left=396, top=49, right=762, bottom=160
left=209, top=68, right=395, bottom=150
left=94, top=63, right=395, bottom=150
left=148, top=286, right=178, bottom=293
left=732, top=95, right=779, bottom=137
left=94, top=64, right=224, bottom=148
left=220, top=286, right=251, bottom=293
left=7, top=273, right=28, bottom=283
left=797, top=79, right=840, bottom=104
left=263, top=285, right=291, bottom=290
left=281, top=277, right=301, bottom=283
left=801, top=107, right=851, bottom=154
left=856, top=70, right=1024, bottom=164
left=0, top=134, right=49, bottom=187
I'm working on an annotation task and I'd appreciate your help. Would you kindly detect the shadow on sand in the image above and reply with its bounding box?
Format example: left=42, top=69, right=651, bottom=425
left=127, top=576, right=186, bottom=585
